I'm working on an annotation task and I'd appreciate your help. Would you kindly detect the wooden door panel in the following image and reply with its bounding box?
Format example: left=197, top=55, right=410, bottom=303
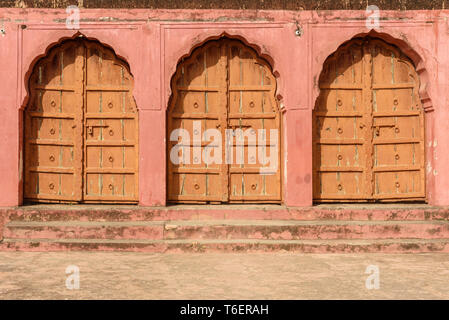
left=39, top=52, right=61, bottom=87
left=37, top=172, right=60, bottom=196
left=229, top=91, right=268, bottom=114
left=372, top=41, right=415, bottom=85
left=370, top=39, right=425, bottom=201
left=313, top=42, right=365, bottom=202
left=85, top=91, right=132, bottom=114
left=374, top=144, right=421, bottom=167
left=38, top=91, right=61, bottom=113
left=392, top=117, right=421, bottom=138
left=314, top=38, right=425, bottom=202
left=175, top=92, right=208, bottom=113
left=180, top=174, right=207, bottom=197
left=374, top=171, right=422, bottom=197
left=85, top=173, right=136, bottom=199
left=373, top=89, right=415, bottom=113
left=317, top=144, right=365, bottom=168
left=168, top=41, right=228, bottom=203
left=29, top=172, right=75, bottom=198
left=229, top=173, right=281, bottom=200
left=85, top=146, right=135, bottom=170
left=28, top=145, right=74, bottom=168
left=83, top=42, right=138, bottom=203
left=24, top=41, right=82, bottom=203
left=316, top=116, right=363, bottom=140
left=317, top=90, right=364, bottom=112
left=227, top=41, right=281, bottom=202
left=86, top=47, right=123, bottom=86
left=318, top=172, right=364, bottom=198
left=372, top=120, right=420, bottom=140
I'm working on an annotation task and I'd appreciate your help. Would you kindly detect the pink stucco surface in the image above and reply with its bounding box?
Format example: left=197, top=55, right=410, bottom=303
left=0, top=8, right=448, bottom=206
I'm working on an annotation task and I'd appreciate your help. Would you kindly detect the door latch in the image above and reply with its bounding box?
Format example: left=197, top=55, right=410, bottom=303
left=228, top=124, right=252, bottom=130
left=372, top=124, right=395, bottom=136
left=86, top=124, right=109, bottom=135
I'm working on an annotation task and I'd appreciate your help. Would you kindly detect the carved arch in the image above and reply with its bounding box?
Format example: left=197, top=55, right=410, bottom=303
left=166, top=32, right=282, bottom=107
left=21, top=31, right=136, bottom=111
left=313, top=30, right=433, bottom=112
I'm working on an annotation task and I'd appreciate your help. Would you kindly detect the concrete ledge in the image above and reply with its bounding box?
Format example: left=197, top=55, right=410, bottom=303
left=2, top=238, right=449, bottom=253
left=1, top=204, right=449, bottom=222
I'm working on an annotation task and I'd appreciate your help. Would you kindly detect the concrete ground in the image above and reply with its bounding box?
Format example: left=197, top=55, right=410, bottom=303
left=0, top=252, right=448, bottom=299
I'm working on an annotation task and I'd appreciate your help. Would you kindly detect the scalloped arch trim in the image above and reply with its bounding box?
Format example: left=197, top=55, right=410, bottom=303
left=314, top=29, right=433, bottom=112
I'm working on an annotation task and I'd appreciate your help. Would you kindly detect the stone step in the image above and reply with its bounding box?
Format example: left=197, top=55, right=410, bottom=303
left=3, top=205, right=449, bottom=222
left=4, top=220, right=449, bottom=241
left=1, top=238, right=449, bottom=253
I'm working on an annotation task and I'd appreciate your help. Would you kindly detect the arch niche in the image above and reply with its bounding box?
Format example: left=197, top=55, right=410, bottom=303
left=23, top=37, right=139, bottom=204
left=167, top=37, right=282, bottom=204
left=313, top=36, right=426, bottom=203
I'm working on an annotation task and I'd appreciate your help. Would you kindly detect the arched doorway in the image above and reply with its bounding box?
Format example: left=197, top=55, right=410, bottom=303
left=167, top=38, right=281, bottom=204
left=313, top=37, right=425, bottom=202
left=23, top=38, right=138, bottom=203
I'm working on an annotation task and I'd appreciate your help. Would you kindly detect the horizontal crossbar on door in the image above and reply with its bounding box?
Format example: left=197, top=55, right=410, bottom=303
left=373, top=111, right=421, bottom=117
left=28, top=113, right=75, bottom=119
left=372, top=83, right=415, bottom=89
left=314, top=112, right=364, bottom=117
left=85, top=141, right=136, bottom=146
left=84, top=168, right=135, bottom=174
left=85, top=114, right=136, bottom=119
left=33, top=85, right=76, bottom=92
left=319, top=84, right=363, bottom=90
left=228, top=113, right=276, bottom=119
left=170, top=113, right=220, bottom=119
left=85, top=86, right=131, bottom=92
left=176, top=86, right=220, bottom=92
left=171, top=168, right=221, bottom=174
left=316, top=139, right=365, bottom=145
left=228, top=196, right=282, bottom=201
left=373, top=165, right=422, bottom=172
left=318, top=166, right=364, bottom=172
left=373, top=138, right=421, bottom=145
left=27, top=166, right=74, bottom=174
left=168, top=195, right=223, bottom=201
left=27, top=139, right=74, bottom=146
left=228, top=85, right=274, bottom=91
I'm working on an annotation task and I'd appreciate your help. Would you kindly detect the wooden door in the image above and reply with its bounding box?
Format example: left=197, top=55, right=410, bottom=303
left=83, top=41, right=138, bottom=203
left=24, top=39, right=138, bottom=203
left=227, top=41, right=281, bottom=202
left=313, top=38, right=425, bottom=202
left=167, top=39, right=281, bottom=204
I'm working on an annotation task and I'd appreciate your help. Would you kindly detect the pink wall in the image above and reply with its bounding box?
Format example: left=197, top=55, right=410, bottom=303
left=0, top=8, right=448, bottom=207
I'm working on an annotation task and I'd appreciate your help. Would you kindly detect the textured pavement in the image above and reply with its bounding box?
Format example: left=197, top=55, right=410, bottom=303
left=0, top=252, right=448, bottom=299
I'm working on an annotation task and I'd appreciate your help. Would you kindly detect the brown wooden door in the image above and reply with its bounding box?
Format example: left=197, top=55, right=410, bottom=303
left=313, top=38, right=425, bottom=202
left=167, top=39, right=281, bottom=204
left=24, top=39, right=138, bottom=203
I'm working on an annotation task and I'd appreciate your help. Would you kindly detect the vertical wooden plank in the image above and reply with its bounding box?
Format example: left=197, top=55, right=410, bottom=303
left=363, top=40, right=374, bottom=199
left=74, top=42, right=85, bottom=202
left=220, top=41, right=230, bottom=202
